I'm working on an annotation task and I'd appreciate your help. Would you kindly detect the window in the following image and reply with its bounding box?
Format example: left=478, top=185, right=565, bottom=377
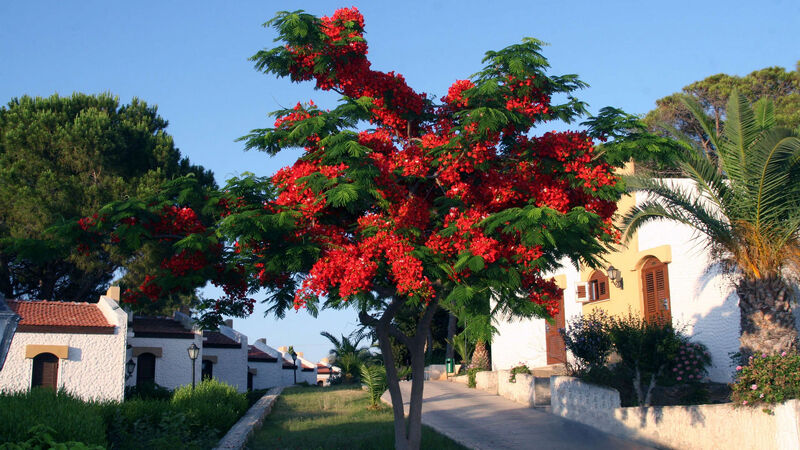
left=136, top=353, right=156, bottom=387
left=31, top=353, right=59, bottom=390
left=202, top=359, right=214, bottom=380
left=588, top=271, right=610, bottom=301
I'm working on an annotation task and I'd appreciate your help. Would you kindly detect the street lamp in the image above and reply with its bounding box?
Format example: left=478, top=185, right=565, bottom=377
left=289, top=348, right=298, bottom=385
left=0, top=295, right=20, bottom=372
left=125, top=358, right=136, bottom=380
left=187, top=343, right=200, bottom=389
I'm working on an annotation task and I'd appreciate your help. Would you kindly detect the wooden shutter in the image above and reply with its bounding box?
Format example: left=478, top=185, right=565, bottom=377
left=643, top=270, right=658, bottom=321
left=599, top=281, right=607, bottom=297
left=32, top=353, right=59, bottom=390
left=576, top=284, right=587, bottom=300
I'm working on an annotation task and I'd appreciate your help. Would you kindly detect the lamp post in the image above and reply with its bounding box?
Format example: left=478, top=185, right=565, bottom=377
left=187, top=343, right=199, bottom=389
left=607, top=265, right=624, bottom=289
left=0, top=294, right=20, bottom=372
left=289, top=348, right=298, bottom=385
left=125, top=358, right=136, bottom=380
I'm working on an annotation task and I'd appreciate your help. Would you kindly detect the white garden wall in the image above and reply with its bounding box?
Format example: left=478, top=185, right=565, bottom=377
left=550, top=376, right=800, bottom=449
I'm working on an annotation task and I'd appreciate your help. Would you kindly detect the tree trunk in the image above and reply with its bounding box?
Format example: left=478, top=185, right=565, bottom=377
left=445, top=313, right=456, bottom=362
left=366, top=297, right=439, bottom=450
left=737, top=276, right=799, bottom=361
left=471, top=339, right=490, bottom=370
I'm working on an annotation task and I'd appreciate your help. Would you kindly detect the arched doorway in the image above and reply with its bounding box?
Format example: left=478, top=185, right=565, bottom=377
left=201, top=359, right=214, bottom=380
left=31, top=353, right=59, bottom=390
left=136, top=353, right=156, bottom=387
left=641, top=256, right=672, bottom=323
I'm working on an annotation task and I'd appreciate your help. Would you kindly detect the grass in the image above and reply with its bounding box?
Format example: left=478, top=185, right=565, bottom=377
left=247, top=385, right=467, bottom=450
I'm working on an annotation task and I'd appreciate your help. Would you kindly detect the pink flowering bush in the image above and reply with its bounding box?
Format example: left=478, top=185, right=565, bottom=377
left=663, top=341, right=712, bottom=385
left=732, top=352, right=800, bottom=411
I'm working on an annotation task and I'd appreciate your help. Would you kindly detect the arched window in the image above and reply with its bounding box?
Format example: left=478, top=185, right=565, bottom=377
left=588, top=270, right=610, bottom=301
left=202, top=359, right=214, bottom=380
left=136, top=353, right=156, bottom=387
left=641, top=257, right=672, bottom=323
left=31, top=353, right=59, bottom=390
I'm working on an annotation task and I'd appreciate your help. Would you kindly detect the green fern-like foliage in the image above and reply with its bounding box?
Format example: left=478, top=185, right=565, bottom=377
left=359, top=364, right=387, bottom=409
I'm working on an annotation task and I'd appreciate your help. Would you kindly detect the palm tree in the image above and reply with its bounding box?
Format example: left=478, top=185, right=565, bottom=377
left=623, top=90, right=800, bottom=360
left=320, top=330, right=375, bottom=382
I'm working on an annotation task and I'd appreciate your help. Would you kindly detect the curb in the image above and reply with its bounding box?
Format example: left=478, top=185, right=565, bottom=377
left=214, top=386, right=285, bottom=450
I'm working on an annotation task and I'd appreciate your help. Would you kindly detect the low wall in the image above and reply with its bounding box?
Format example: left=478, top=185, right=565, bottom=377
left=475, top=371, right=497, bottom=394
left=550, top=376, right=800, bottom=449
left=497, top=371, right=534, bottom=406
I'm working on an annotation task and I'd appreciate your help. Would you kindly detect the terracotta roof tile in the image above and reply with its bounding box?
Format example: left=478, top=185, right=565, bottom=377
left=132, top=316, right=194, bottom=339
left=317, top=364, right=333, bottom=374
left=8, top=300, right=114, bottom=333
left=203, top=331, right=242, bottom=348
left=248, top=345, right=277, bottom=362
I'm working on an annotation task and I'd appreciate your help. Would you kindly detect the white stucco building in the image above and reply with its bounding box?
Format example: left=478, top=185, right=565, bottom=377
left=126, top=311, right=202, bottom=390
left=201, top=320, right=248, bottom=393
left=248, top=338, right=282, bottom=390
left=0, top=294, right=128, bottom=401
left=493, top=179, right=800, bottom=383
left=316, top=358, right=341, bottom=386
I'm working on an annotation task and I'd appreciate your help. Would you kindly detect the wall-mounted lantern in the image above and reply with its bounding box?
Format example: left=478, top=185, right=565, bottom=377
left=607, top=265, right=623, bottom=289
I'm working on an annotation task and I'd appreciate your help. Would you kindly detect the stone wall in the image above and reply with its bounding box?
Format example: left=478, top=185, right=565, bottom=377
left=475, top=370, right=497, bottom=394
left=550, top=376, right=800, bottom=449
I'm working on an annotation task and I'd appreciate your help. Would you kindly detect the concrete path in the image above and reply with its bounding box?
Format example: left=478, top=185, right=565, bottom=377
left=382, top=380, right=651, bottom=450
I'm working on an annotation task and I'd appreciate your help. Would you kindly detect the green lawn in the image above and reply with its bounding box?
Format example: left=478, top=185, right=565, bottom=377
left=247, top=385, right=467, bottom=450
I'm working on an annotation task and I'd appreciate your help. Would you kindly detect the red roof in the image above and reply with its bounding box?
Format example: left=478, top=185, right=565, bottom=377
left=317, top=364, right=333, bottom=375
left=248, top=345, right=277, bottom=362
left=203, top=331, right=242, bottom=348
left=8, top=300, right=115, bottom=334
left=132, top=316, right=194, bottom=339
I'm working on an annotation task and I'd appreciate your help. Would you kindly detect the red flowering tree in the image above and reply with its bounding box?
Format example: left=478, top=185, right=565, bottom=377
left=77, top=8, right=624, bottom=449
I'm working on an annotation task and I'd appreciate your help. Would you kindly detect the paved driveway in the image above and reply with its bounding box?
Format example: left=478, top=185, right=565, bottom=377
left=382, top=380, right=651, bottom=450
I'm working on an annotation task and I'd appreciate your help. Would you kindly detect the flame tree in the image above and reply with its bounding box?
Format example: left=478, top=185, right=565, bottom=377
left=77, top=9, right=624, bottom=449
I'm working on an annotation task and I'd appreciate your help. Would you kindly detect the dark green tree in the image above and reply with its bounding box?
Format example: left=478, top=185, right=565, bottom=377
left=643, top=63, right=800, bottom=154
left=0, top=93, right=215, bottom=305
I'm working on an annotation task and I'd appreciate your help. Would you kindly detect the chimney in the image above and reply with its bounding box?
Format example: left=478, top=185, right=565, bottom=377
left=297, top=352, right=304, bottom=358
left=106, top=286, right=120, bottom=301
left=278, top=346, right=288, bottom=353
left=320, top=357, right=329, bottom=365
left=256, top=338, right=267, bottom=345
left=223, top=319, right=233, bottom=328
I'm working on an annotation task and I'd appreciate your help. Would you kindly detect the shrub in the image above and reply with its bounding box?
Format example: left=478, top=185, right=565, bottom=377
left=467, top=367, right=484, bottom=388
left=171, top=378, right=248, bottom=435
left=0, top=389, right=108, bottom=446
left=107, top=407, right=216, bottom=450
left=508, top=363, right=531, bottom=383
left=360, top=364, right=388, bottom=409
left=0, top=425, right=104, bottom=450
left=607, top=313, right=684, bottom=406
left=732, top=352, right=800, bottom=412
left=124, top=381, right=172, bottom=401
left=560, top=309, right=613, bottom=374
left=663, top=340, right=712, bottom=385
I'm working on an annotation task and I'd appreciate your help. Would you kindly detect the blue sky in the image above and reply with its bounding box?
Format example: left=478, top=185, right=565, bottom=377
left=2, top=1, right=798, bottom=361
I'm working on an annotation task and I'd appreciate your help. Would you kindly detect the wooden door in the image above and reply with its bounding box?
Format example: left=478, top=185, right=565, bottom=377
left=641, top=257, right=672, bottom=324
left=136, top=353, right=156, bottom=386
left=31, top=353, right=59, bottom=390
left=545, top=293, right=567, bottom=364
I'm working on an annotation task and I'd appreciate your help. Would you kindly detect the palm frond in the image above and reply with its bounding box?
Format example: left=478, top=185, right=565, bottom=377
left=680, top=94, right=720, bottom=153
left=719, top=89, right=758, bottom=180
left=753, top=97, right=776, bottom=131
